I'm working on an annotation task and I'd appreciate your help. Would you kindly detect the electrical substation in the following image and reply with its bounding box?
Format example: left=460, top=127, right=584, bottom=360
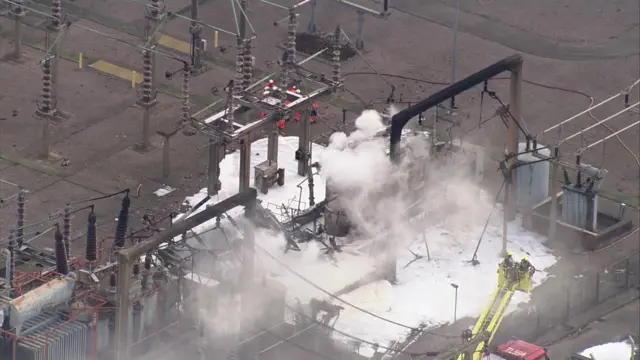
left=0, top=0, right=639, bottom=360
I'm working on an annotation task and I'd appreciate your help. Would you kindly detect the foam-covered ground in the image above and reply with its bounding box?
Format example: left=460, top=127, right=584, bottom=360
left=175, top=110, right=558, bottom=357
left=580, top=342, right=635, bottom=360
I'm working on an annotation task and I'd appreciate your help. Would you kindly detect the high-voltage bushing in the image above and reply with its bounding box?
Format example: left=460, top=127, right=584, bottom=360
left=181, top=63, right=196, bottom=136
left=141, top=50, right=154, bottom=103
left=40, top=58, right=53, bottom=113
left=234, top=36, right=244, bottom=96
left=331, top=26, right=342, bottom=86
left=54, top=224, right=69, bottom=275
left=114, top=191, right=131, bottom=249
left=241, top=38, right=253, bottom=90
left=85, top=208, right=97, bottom=265
left=63, top=204, right=71, bottom=260
left=50, top=0, right=62, bottom=29
left=16, top=188, right=26, bottom=246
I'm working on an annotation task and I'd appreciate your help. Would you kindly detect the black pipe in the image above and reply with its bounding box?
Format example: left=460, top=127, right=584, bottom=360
left=390, top=54, right=523, bottom=161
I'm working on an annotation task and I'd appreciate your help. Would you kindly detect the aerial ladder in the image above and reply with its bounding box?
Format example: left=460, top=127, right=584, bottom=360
left=455, top=255, right=536, bottom=360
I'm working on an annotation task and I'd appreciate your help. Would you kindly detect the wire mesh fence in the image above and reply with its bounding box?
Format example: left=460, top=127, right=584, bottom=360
left=499, top=251, right=640, bottom=342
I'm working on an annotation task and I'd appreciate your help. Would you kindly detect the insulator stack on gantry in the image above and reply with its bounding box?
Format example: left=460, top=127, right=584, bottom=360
left=278, top=7, right=297, bottom=113
left=234, top=37, right=244, bottom=96
left=242, top=38, right=253, bottom=90
left=16, top=188, right=26, bottom=246
left=142, top=50, right=153, bottom=102
left=181, top=64, right=196, bottom=135
left=331, top=26, right=342, bottom=85
left=51, top=0, right=62, bottom=28
left=41, top=59, right=53, bottom=112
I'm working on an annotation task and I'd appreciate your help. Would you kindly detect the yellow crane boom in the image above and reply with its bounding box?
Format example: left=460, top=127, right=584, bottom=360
left=456, top=256, right=535, bottom=360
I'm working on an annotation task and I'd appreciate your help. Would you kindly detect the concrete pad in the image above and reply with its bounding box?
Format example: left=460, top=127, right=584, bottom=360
left=158, top=34, right=191, bottom=54
left=89, top=60, right=143, bottom=84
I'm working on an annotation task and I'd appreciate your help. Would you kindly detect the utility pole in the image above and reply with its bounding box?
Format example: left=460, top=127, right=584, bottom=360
left=10, top=0, right=24, bottom=61
left=241, top=198, right=257, bottom=333
left=548, top=146, right=560, bottom=242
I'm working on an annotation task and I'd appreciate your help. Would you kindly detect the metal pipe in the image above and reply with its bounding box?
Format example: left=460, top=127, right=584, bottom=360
left=581, top=120, right=640, bottom=151
left=390, top=54, right=523, bottom=161
left=558, top=101, right=639, bottom=145
left=539, top=92, right=623, bottom=135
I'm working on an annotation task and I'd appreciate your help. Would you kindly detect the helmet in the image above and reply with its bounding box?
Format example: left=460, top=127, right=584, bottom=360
left=522, top=256, right=529, bottom=261
left=507, top=251, right=513, bottom=256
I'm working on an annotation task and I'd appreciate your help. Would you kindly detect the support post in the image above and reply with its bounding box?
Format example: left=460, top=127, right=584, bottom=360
left=10, top=3, right=24, bottom=61
left=506, top=63, right=522, bottom=222
left=239, top=136, right=251, bottom=191
left=115, top=252, right=132, bottom=360
left=307, top=0, right=317, bottom=34
left=548, top=147, right=560, bottom=242
left=297, top=109, right=311, bottom=176
left=449, top=0, right=460, bottom=110
left=207, top=140, right=223, bottom=195
left=355, top=10, right=365, bottom=50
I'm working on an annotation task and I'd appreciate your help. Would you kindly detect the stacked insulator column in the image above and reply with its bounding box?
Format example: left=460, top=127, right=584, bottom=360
left=51, top=0, right=62, bottom=28
left=286, top=8, right=297, bottom=68
left=41, top=59, right=53, bottom=113
left=181, top=64, right=195, bottom=135
left=234, top=36, right=244, bottom=96
left=241, top=38, right=253, bottom=90
left=63, top=204, right=71, bottom=260
left=141, top=50, right=153, bottom=103
left=16, top=188, right=26, bottom=246
left=331, top=26, right=342, bottom=85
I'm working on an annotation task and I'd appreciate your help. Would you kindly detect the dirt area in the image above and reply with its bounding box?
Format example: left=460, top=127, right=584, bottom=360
left=0, top=0, right=638, bottom=358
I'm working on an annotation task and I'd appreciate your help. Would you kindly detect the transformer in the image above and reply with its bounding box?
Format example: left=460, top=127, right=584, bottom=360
left=515, top=142, right=550, bottom=208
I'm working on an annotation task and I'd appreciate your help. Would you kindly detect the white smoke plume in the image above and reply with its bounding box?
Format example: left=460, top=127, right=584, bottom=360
left=318, top=107, right=494, bottom=263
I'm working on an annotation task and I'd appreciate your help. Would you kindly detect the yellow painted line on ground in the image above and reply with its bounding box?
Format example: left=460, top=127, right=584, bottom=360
left=158, top=34, right=191, bottom=54
left=89, top=60, right=142, bottom=83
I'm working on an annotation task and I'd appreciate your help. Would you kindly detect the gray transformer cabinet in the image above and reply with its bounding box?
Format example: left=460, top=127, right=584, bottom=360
left=254, top=160, right=285, bottom=194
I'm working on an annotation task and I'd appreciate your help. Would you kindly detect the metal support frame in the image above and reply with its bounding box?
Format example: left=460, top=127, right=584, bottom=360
left=114, top=188, right=258, bottom=360
left=201, top=83, right=336, bottom=195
